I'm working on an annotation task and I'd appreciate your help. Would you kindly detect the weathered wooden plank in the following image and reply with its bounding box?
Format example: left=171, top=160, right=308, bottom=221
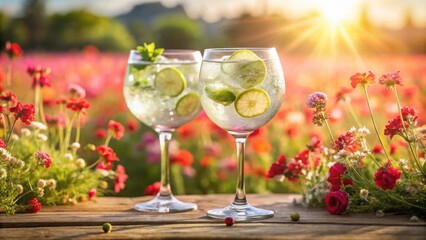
left=1, top=223, right=425, bottom=240
left=0, top=195, right=424, bottom=229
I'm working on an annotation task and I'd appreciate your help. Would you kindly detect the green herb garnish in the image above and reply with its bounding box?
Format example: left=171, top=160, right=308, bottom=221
left=136, top=42, right=164, bottom=62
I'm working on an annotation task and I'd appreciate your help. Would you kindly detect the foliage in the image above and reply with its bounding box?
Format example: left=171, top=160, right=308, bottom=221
left=136, top=42, right=164, bottom=62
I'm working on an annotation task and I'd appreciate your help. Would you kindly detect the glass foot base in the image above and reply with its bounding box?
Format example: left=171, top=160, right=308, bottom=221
left=207, top=203, right=274, bottom=221
left=134, top=194, right=197, bottom=213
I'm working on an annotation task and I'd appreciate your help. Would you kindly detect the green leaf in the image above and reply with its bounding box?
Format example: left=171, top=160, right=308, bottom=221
left=136, top=42, right=163, bottom=62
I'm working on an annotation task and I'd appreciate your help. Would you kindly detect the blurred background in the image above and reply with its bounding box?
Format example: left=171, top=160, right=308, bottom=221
left=1, top=0, right=425, bottom=197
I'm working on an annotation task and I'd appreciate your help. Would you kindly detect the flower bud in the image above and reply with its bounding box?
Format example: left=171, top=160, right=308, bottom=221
left=75, top=158, right=86, bottom=168
left=100, top=181, right=108, bottom=189
left=37, top=133, right=48, bottom=141
left=21, top=128, right=31, bottom=136
left=64, top=153, right=73, bottom=160
left=85, top=144, right=96, bottom=151
left=37, top=187, right=44, bottom=197
left=10, top=134, right=19, bottom=141
left=71, top=142, right=81, bottom=150
left=46, top=179, right=57, bottom=190
left=359, top=189, right=369, bottom=201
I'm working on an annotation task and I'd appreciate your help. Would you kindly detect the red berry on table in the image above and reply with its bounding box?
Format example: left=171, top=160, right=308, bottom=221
left=224, top=217, right=234, bottom=226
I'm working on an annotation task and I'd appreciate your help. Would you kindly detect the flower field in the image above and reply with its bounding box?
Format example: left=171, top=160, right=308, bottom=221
left=1, top=49, right=425, bottom=202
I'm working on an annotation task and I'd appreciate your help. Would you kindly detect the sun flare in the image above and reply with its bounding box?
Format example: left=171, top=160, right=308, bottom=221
left=319, top=0, right=358, bottom=25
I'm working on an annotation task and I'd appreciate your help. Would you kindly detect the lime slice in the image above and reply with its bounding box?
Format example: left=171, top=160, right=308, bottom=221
left=222, top=50, right=267, bottom=89
left=176, top=93, right=200, bottom=116
left=154, top=67, right=186, bottom=97
left=235, top=88, right=270, bottom=118
left=205, top=87, right=236, bottom=106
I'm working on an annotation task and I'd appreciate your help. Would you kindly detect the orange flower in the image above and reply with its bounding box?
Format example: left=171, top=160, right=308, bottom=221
left=170, top=150, right=193, bottom=167
left=350, top=71, right=375, bottom=88
left=251, top=136, right=271, bottom=154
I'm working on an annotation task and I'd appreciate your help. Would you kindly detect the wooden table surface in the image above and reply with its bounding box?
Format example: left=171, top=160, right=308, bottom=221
left=0, top=194, right=425, bottom=239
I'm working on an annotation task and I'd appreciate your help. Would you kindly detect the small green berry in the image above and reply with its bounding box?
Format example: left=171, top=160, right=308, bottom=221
left=290, top=212, right=300, bottom=221
left=102, top=223, right=112, bottom=233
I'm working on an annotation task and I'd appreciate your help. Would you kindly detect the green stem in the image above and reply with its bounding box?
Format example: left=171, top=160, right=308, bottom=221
left=362, top=85, right=391, bottom=163
left=1, top=114, right=8, bottom=139
left=38, top=91, right=47, bottom=126
left=104, top=134, right=112, bottom=147
left=347, top=101, right=362, bottom=128
left=321, top=112, right=335, bottom=143
left=64, top=112, right=77, bottom=153
left=74, top=112, right=81, bottom=144
left=34, top=84, right=40, bottom=119
left=6, top=119, right=17, bottom=145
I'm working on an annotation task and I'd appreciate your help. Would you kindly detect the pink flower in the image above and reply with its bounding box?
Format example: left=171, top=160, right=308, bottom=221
left=88, top=188, right=97, bottom=199
left=108, top=120, right=125, bottom=140
left=374, top=164, right=401, bottom=190
left=335, top=87, right=353, bottom=103
left=27, top=65, right=51, bottom=88
left=96, top=161, right=111, bottom=171
left=97, top=145, right=119, bottom=167
left=67, top=84, right=86, bottom=98
left=114, top=165, right=128, bottom=193
left=145, top=182, right=161, bottom=196
left=306, top=92, right=328, bottom=111
left=332, top=131, right=359, bottom=153
left=126, top=118, right=139, bottom=132
left=0, top=138, right=6, bottom=149
left=9, top=102, right=36, bottom=125
left=35, top=151, right=52, bottom=168
left=27, top=198, right=42, bottom=213
left=325, top=190, right=349, bottom=215
left=379, top=71, right=402, bottom=89
left=350, top=71, right=375, bottom=88
left=5, top=41, right=23, bottom=59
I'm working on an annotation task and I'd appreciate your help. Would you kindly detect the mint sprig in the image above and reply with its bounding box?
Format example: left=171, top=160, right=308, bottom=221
left=136, top=42, right=164, bottom=62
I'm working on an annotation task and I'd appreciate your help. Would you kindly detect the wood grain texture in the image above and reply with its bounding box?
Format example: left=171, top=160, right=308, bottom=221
left=0, top=194, right=425, bottom=239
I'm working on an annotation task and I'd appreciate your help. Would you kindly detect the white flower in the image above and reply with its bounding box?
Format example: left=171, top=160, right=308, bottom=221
left=357, top=126, right=371, bottom=136
left=64, top=153, right=73, bottom=160
left=46, top=179, right=57, bottom=190
left=75, top=158, right=86, bottom=168
left=274, top=174, right=285, bottom=182
left=37, top=179, right=46, bottom=188
left=20, top=128, right=31, bottom=136
left=0, top=168, right=7, bottom=180
left=31, top=121, right=47, bottom=130
left=359, top=189, right=369, bottom=201
left=10, top=134, right=19, bottom=141
left=37, top=133, right=48, bottom=141
left=349, top=127, right=357, bottom=133
left=71, top=142, right=81, bottom=150
left=97, top=169, right=109, bottom=177
left=333, top=150, right=350, bottom=160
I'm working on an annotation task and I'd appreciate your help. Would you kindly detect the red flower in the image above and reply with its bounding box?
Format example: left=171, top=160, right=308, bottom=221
left=267, top=154, right=286, bottom=178
left=27, top=198, right=42, bottom=213
left=327, top=162, right=353, bottom=191
left=374, top=165, right=401, bottom=190
left=108, top=120, right=125, bottom=140
left=27, top=65, right=51, bottom=88
left=350, top=71, right=375, bottom=88
left=35, top=151, right=52, bottom=168
left=145, top=181, right=161, bottom=195
left=126, top=118, right=139, bottom=132
left=95, top=128, right=107, bottom=139
left=97, top=145, right=119, bottom=167
left=114, top=165, right=128, bottom=193
left=0, top=91, right=17, bottom=105
left=285, top=160, right=304, bottom=183
left=96, top=161, right=111, bottom=171
left=324, top=190, right=349, bottom=215
left=9, top=102, right=36, bottom=125
left=294, top=149, right=310, bottom=166
left=170, top=150, right=193, bottom=167
left=88, top=188, right=97, bottom=199
left=379, top=71, right=403, bottom=89
left=372, top=144, right=383, bottom=154
left=66, top=98, right=90, bottom=112
left=251, top=136, right=272, bottom=154
left=332, top=131, right=359, bottom=153
left=384, top=107, right=418, bottom=139
left=0, top=138, right=6, bottom=149
left=5, top=41, right=23, bottom=59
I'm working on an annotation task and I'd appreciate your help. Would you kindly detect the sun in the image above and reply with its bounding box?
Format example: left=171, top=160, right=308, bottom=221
left=319, top=0, right=358, bottom=25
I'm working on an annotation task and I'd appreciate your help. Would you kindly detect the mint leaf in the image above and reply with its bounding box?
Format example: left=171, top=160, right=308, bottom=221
left=136, top=42, right=164, bottom=62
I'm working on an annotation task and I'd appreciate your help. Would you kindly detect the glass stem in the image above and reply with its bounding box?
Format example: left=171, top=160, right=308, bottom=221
left=157, top=129, right=174, bottom=197
left=232, top=133, right=250, bottom=206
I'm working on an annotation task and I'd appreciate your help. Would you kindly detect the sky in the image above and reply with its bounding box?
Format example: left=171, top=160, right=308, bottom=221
left=1, top=0, right=425, bottom=29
